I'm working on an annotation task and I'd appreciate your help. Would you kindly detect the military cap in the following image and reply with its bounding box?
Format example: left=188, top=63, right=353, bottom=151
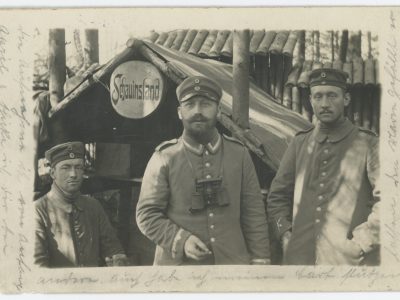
left=176, top=76, right=222, bottom=103
left=309, top=68, right=349, bottom=89
left=45, top=141, right=85, bottom=167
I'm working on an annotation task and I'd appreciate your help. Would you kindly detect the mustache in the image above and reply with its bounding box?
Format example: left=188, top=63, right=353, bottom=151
left=189, top=114, right=207, bottom=122
left=319, top=110, right=333, bottom=114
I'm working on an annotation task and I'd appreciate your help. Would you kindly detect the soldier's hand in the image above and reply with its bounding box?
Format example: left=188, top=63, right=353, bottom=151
left=105, top=254, right=128, bottom=266
left=343, top=239, right=365, bottom=265
left=184, top=235, right=212, bottom=261
left=112, top=253, right=128, bottom=266
left=281, top=231, right=292, bottom=256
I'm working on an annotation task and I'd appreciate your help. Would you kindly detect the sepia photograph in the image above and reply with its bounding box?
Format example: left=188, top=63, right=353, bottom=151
left=0, top=6, right=399, bottom=294
left=32, top=27, right=380, bottom=268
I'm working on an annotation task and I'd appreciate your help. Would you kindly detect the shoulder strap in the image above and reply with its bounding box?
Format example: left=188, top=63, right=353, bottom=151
left=222, top=134, right=244, bottom=146
left=295, top=126, right=314, bottom=136
left=358, top=127, right=378, bottom=137
left=155, top=138, right=179, bottom=151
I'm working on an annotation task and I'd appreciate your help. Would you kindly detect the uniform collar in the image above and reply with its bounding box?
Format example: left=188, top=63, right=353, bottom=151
left=48, top=183, right=84, bottom=213
left=314, top=118, right=355, bottom=143
left=182, top=130, right=221, bottom=156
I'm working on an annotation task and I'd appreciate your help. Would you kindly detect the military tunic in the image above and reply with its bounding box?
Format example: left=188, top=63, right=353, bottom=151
left=34, top=184, right=125, bottom=267
left=136, top=133, right=270, bottom=265
left=267, top=119, right=380, bottom=265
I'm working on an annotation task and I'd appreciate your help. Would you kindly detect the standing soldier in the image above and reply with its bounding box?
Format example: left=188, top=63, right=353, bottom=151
left=137, top=76, right=270, bottom=265
left=267, top=68, right=380, bottom=265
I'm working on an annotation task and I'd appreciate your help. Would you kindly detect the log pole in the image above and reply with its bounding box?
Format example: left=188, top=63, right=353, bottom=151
left=84, top=29, right=99, bottom=67
left=232, top=30, right=250, bottom=129
left=48, top=29, right=68, bottom=144
left=49, top=29, right=66, bottom=108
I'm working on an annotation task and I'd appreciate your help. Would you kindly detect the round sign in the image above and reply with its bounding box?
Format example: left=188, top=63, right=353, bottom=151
left=110, top=61, right=164, bottom=119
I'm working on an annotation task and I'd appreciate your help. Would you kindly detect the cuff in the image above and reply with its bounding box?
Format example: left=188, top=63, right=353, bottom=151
left=352, top=225, right=377, bottom=254
left=271, top=217, right=292, bottom=240
left=251, top=258, right=271, bottom=265
left=171, top=228, right=192, bottom=259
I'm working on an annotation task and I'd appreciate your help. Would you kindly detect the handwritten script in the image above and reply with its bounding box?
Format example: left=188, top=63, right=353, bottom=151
left=384, top=10, right=400, bottom=265
left=0, top=23, right=31, bottom=292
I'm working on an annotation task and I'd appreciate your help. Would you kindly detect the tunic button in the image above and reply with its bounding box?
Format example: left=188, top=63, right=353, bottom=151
left=319, top=183, right=324, bottom=188
left=315, top=219, right=321, bottom=224
left=318, top=195, right=324, bottom=200
left=210, top=237, right=216, bottom=243
left=205, top=162, right=210, bottom=167
left=324, top=149, right=329, bottom=154
left=205, top=150, right=209, bottom=155
left=321, top=172, right=326, bottom=177
left=210, top=225, right=215, bottom=229
left=316, top=207, right=322, bottom=212
left=209, top=213, right=214, bottom=217
left=206, top=174, right=212, bottom=179
left=323, top=160, right=328, bottom=165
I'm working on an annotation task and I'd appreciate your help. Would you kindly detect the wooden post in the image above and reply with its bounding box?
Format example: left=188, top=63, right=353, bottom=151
left=49, top=29, right=66, bottom=108
left=269, top=54, right=277, bottom=98
left=362, top=88, right=372, bottom=129
left=339, top=30, right=348, bottom=62
left=274, top=55, right=284, bottom=103
left=352, top=87, right=363, bottom=127
left=330, top=30, right=335, bottom=61
left=232, top=30, right=250, bottom=129
left=301, top=87, right=312, bottom=122
left=314, top=31, right=320, bottom=63
left=292, top=86, right=301, bottom=114
left=48, top=29, right=69, bottom=144
left=84, top=29, right=99, bottom=67
left=371, top=86, right=380, bottom=134
left=298, top=31, right=306, bottom=62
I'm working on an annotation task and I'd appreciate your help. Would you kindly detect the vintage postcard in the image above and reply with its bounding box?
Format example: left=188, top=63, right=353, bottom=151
left=0, top=6, right=399, bottom=293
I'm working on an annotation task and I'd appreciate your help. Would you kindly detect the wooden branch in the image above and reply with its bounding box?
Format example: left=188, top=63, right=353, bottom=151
left=49, top=42, right=137, bottom=118
left=221, top=32, right=233, bottom=57
left=209, top=30, right=230, bottom=57
left=283, top=30, right=299, bottom=57
left=179, top=29, right=198, bottom=52
left=256, top=31, right=276, bottom=56
left=218, top=113, right=279, bottom=171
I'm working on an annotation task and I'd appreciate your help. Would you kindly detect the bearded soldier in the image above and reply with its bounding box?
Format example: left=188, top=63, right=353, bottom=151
left=137, top=76, right=270, bottom=265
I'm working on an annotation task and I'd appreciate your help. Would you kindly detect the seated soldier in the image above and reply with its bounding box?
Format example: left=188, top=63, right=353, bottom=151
left=34, top=141, right=127, bottom=268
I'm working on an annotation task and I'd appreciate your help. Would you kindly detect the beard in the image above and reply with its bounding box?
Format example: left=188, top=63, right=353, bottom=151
left=183, top=114, right=217, bottom=143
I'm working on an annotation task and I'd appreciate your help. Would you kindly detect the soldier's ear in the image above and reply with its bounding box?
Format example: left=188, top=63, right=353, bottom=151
left=217, top=105, right=221, bottom=118
left=177, top=106, right=182, bottom=120
left=50, top=167, right=55, bottom=180
left=344, top=91, right=351, bottom=107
